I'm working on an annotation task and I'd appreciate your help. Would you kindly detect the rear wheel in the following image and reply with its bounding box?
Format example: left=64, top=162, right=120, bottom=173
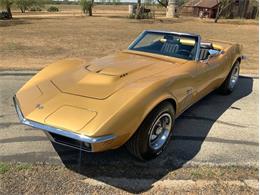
left=126, top=102, right=175, bottom=161
left=219, top=61, right=240, bottom=95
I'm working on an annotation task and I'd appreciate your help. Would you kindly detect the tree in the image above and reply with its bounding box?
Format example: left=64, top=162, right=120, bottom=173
left=156, top=0, right=187, bottom=8
left=214, top=0, right=233, bottom=23
left=0, top=0, right=13, bottom=18
left=157, top=0, right=168, bottom=8
left=0, top=0, right=46, bottom=18
left=144, top=0, right=153, bottom=6
left=80, top=0, right=94, bottom=16
left=135, top=0, right=141, bottom=19
left=15, top=0, right=29, bottom=13
left=100, top=0, right=106, bottom=4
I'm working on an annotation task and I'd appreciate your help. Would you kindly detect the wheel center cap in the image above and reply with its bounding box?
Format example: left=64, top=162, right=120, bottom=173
left=156, top=127, right=163, bottom=135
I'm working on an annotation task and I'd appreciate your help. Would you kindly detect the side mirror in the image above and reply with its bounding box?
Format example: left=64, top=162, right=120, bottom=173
left=208, top=49, right=224, bottom=57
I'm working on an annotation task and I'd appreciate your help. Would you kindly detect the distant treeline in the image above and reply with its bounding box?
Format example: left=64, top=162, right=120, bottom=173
left=50, top=0, right=188, bottom=6
left=50, top=0, right=136, bottom=5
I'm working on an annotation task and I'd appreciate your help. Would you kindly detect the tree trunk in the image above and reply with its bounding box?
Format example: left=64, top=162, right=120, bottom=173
left=214, top=5, right=221, bottom=23
left=20, top=8, right=25, bottom=13
left=238, top=0, right=243, bottom=18
left=6, top=6, right=12, bottom=19
left=214, top=1, right=233, bottom=23
left=88, top=7, right=92, bottom=16
left=243, top=0, right=249, bottom=18
left=88, top=0, right=94, bottom=16
left=135, top=0, right=141, bottom=19
left=157, top=0, right=167, bottom=8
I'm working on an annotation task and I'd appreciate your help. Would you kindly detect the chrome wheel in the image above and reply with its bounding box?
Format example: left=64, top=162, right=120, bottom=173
left=149, top=113, right=172, bottom=150
left=229, top=65, right=239, bottom=89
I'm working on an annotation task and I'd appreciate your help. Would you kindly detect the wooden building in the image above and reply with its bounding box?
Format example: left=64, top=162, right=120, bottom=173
left=181, top=0, right=258, bottom=19
left=181, top=0, right=220, bottom=18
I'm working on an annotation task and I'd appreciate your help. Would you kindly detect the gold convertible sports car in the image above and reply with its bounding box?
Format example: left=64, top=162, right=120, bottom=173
left=14, top=30, right=244, bottom=160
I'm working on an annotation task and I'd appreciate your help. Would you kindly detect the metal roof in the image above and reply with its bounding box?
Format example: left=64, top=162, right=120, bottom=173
left=184, top=0, right=220, bottom=8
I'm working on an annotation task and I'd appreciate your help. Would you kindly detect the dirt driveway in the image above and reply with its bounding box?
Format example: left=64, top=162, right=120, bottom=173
left=0, top=10, right=258, bottom=74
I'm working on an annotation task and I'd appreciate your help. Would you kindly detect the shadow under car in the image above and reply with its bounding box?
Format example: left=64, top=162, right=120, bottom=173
left=52, top=75, right=254, bottom=193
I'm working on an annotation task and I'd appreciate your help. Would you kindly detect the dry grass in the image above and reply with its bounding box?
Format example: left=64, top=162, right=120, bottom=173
left=0, top=163, right=258, bottom=194
left=0, top=5, right=258, bottom=74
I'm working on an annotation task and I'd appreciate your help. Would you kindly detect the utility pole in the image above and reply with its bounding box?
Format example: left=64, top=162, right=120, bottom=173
left=166, top=0, right=177, bottom=18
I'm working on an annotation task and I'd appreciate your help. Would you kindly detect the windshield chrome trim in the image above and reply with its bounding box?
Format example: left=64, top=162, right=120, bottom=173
left=128, top=30, right=147, bottom=49
left=195, top=35, right=201, bottom=61
left=144, top=29, right=199, bottom=37
left=13, top=96, right=115, bottom=144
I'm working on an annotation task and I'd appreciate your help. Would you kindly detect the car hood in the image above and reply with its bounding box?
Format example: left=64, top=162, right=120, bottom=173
left=51, top=51, right=181, bottom=99
left=16, top=51, right=187, bottom=134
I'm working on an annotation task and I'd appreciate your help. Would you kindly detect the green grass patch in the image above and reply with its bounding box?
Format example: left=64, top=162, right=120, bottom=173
left=15, top=163, right=32, bottom=171
left=0, top=162, right=33, bottom=174
left=0, top=163, right=11, bottom=174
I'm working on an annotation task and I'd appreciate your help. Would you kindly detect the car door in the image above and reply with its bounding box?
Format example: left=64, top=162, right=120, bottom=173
left=194, top=50, right=226, bottom=101
left=168, top=61, right=198, bottom=115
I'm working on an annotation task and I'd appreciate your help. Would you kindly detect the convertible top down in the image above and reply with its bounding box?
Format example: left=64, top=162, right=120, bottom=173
left=14, top=30, right=243, bottom=160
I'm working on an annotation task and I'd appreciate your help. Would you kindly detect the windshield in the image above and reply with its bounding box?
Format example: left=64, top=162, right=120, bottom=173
left=129, top=31, right=199, bottom=60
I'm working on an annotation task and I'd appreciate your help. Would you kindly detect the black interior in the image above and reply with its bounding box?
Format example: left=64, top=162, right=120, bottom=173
left=199, top=42, right=215, bottom=60
left=134, top=40, right=220, bottom=61
left=133, top=36, right=196, bottom=60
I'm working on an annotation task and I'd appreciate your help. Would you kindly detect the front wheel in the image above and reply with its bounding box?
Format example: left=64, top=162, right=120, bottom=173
left=126, top=102, right=175, bottom=161
left=219, top=61, right=240, bottom=95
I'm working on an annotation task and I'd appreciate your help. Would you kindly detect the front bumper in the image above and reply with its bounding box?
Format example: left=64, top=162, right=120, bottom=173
left=13, top=96, right=116, bottom=152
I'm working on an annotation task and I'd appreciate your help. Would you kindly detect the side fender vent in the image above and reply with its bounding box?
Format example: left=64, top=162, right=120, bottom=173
left=120, top=73, right=128, bottom=78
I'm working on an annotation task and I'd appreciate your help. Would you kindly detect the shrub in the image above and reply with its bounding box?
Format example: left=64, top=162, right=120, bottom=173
left=0, top=11, right=11, bottom=20
left=47, top=6, right=59, bottom=12
left=80, top=0, right=94, bottom=16
left=30, top=6, right=42, bottom=11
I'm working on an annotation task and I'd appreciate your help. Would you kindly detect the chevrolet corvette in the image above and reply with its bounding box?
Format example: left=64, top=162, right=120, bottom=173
left=14, top=30, right=243, bottom=160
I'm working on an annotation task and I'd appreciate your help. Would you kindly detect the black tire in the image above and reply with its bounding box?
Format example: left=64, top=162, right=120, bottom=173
left=218, top=61, right=240, bottom=95
left=126, top=102, right=175, bottom=161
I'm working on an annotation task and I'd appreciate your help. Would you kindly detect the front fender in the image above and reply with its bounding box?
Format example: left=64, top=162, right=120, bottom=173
left=230, top=44, right=243, bottom=69
left=89, top=77, right=178, bottom=150
left=18, top=58, right=86, bottom=92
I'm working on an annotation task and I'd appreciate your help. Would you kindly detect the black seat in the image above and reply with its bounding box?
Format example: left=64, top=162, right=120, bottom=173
left=199, top=48, right=210, bottom=60
left=160, top=41, right=179, bottom=55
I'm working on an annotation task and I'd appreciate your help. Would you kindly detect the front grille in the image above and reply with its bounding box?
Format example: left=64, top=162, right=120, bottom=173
left=49, top=132, right=92, bottom=151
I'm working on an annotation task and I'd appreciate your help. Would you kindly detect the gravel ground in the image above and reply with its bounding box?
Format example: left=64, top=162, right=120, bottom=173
left=0, top=163, right=258, bottom=194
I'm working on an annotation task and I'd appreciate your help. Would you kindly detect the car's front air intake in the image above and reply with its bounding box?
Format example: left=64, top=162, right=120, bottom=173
left=48, top=132, right=92, bottom=152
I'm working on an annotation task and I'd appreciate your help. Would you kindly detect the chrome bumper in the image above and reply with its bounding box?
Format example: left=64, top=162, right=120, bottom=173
left=13, top=96, right=115, bottom=152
